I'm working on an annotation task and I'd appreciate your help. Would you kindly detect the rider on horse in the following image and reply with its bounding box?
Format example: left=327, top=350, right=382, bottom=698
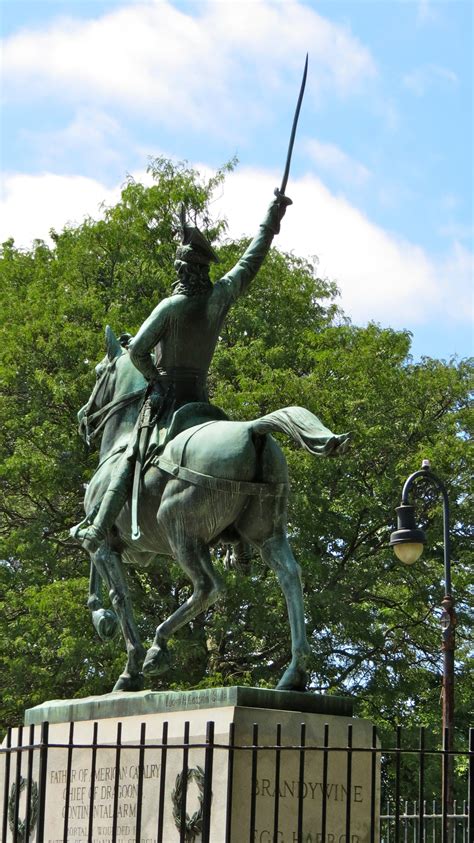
left=71, top=190, right=292, bottom=553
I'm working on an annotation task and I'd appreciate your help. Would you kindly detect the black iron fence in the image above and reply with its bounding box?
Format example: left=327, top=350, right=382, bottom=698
left=1, top=721, right=472, bottom=843
left=380, top=801, right=470, bottom=843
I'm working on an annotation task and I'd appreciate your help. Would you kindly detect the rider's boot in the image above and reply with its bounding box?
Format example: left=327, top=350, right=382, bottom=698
left=71, top=486, right=129, bottom=553
left=71, top=456, right=135, bottom=552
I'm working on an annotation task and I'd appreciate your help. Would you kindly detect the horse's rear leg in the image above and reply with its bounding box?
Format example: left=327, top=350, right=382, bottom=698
left=257, top=533, right=311, bottom=692
left=92, top=545, right=146, bottom=692
left=237, top=483, right=310, bottom=691
left=143, top=541, right=222, bottom=677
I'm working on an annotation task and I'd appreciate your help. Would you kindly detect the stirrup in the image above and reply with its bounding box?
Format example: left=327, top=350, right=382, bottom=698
left=70, top=504, right=100, bottom=540
left=71, top=524, right=106, bottom=553
left=70, top=515, right=91, bottom=540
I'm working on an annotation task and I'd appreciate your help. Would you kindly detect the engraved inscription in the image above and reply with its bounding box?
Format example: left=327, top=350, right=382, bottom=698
left=45, top=760, right=161, bottom=843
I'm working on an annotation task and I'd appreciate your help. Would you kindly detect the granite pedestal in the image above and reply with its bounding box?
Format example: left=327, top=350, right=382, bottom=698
left=1, top=688, right=379, bottom=842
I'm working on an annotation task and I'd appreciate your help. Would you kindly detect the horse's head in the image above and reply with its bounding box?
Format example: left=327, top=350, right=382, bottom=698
left=78, top=326, right=146, bottom=445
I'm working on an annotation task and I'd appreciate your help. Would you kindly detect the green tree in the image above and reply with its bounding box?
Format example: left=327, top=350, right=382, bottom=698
left=0, top=157, right=232, bottom=722
left=1, top=159, right=472, bottom=787
left=210, top=252, right=473, bottom=744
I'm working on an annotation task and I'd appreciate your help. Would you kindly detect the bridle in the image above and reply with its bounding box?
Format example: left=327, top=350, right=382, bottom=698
left=79, top=354, right=146, bottom=446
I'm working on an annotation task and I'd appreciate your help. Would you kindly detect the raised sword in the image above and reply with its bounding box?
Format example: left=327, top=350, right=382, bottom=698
left=277, top=53, right=308, bottom=197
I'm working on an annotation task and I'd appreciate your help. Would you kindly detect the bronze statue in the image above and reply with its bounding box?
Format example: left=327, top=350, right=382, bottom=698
left=71, top=192, right=292, bottom=552
left=73, top=321, right=348, bottom=693
left=70, top=55, right=349, bottom=694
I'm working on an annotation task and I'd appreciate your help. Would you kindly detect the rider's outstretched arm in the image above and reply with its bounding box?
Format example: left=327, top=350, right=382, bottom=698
left=214, top=191, right=292, bottom=306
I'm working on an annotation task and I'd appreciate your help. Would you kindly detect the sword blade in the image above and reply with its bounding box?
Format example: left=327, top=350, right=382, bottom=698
left=280, top=53, right=308, bottom=195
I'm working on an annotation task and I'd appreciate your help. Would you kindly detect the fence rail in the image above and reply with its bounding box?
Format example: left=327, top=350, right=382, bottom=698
left=1, top=721, right=472, bottom=843
left=380, top=801, right=470, bottom=843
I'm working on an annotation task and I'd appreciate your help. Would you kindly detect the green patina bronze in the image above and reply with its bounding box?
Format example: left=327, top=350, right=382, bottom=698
left=73, top=193, right=293, bottom=550
left=70, top=63, right=350, bottom=696
left=25, top=686, right=353, bottom=726
left=70, top=193, right=349, bottom=696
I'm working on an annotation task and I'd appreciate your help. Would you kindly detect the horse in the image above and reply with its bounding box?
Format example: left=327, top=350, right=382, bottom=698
left=76, top=327, right=349, bottom=693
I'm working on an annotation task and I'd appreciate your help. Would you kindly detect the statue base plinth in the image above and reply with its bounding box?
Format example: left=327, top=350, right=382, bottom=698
left=2, top=688, right=378, bottom=842
left=24, top=684, right=353, bottom=725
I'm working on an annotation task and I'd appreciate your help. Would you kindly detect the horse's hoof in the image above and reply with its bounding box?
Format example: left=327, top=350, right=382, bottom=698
left=276, top=666, right=308, bottom=693
left=142, top=645, right=171, bottom=676
left=113, top=673, right=145, bottom=692
left=92, top=609, right=119, bottom=641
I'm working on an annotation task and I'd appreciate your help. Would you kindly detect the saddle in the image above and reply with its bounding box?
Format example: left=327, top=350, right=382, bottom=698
left=131, top=401, right=228, bottom=539
left=155, top=401, right=229, bottom=454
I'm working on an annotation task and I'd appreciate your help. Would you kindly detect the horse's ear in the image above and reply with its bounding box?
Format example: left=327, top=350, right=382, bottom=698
left=105, top=326, right=122, bottom=362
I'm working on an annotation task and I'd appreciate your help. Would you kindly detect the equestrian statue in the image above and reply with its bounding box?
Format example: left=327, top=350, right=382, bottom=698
left=70, top=56, right=349, bottom=693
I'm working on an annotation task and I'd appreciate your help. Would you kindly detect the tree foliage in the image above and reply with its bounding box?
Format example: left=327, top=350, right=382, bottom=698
left=1, top=160, right=472, bottom=777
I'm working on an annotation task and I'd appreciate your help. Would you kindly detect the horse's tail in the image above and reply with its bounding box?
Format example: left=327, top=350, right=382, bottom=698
left=251, top=406, right=349, bottom=456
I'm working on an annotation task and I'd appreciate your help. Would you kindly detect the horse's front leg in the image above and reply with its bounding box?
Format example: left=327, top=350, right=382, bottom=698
left=92, top=545, right=146, bottom=692
left=88, top=560, right=119, bottom=641
left=259, top=533, right=311, bottom=692
left=143, top=540, right=223, bottom=677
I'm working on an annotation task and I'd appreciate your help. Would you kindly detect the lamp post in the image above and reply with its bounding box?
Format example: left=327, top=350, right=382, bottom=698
left=390, top=459, right=456, bottom=832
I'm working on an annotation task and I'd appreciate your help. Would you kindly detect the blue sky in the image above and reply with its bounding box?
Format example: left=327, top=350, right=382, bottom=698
left=1, top=0, right=472, bottom=360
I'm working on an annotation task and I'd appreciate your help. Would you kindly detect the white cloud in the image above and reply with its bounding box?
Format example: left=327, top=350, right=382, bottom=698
left=210, top=167, right=473, bottom=328
left=439, top=242, right=474, bottom=321
left=2, top=165, right=471, bottom=331
left=0, top=172, right=121, bottom=245
left=305, top=139, right=371, bottom=187
left=403, top=64, right=458, bottom=96
left=21, top=109, right=130, bottom=172
left=2, top=0, right=376, bottom=132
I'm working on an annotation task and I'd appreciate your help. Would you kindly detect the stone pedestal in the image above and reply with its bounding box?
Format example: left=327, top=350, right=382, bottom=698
left=1, top=687, right=379, bottom=842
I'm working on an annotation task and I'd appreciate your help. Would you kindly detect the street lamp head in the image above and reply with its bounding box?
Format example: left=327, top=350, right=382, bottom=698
left=390, top=504, right=426, bottom=565
left=392, top=539, right=425, bottom=565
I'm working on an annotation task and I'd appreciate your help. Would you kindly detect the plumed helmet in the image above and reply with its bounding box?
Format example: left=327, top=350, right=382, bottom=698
left=175, top=204, right=219, bottom=266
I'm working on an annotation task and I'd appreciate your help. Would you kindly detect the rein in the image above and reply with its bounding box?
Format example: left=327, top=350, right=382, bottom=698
left=85, top=388, right=146, bottom=443
left=82, top=357, right=146, bottom=445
